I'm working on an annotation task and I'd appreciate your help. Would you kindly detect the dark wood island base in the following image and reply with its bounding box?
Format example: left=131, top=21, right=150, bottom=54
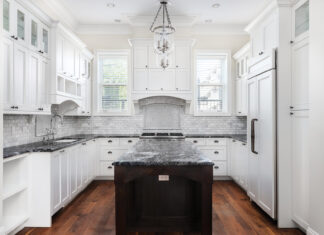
left=114, top=165, right=213, bottom=235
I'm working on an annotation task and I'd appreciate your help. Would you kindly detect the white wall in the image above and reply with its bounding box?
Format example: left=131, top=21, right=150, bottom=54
left=0, top=0, right=4, bottom=233
left=308, top=0, right=324, bottom=234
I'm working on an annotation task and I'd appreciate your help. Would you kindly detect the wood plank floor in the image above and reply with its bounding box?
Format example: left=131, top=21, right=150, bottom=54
left=18, top=181, right=304, bottom=235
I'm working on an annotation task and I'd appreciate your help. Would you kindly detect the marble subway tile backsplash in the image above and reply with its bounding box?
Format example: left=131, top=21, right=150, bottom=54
left=3, top=114, right=246, bottom=148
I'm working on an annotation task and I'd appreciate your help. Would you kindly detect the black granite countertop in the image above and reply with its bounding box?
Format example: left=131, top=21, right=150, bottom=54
left=3, top=134, right=247, bottom=159
left=113, top=139, right=214, bottom=166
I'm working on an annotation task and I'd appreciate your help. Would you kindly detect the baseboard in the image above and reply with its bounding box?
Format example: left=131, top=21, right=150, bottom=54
left=213, top=176, right=232, bottom=181
left=95, top=176, right=114, bottom=180
left=307, top=227, right=320, bottom=235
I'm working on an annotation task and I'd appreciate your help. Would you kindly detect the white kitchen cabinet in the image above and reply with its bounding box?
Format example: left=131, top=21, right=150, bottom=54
left=133, top=69, right=148, bottom=91
left=69, top=147, right=78, bottom=199
left=175, top=46, right=190, bottom=69
left=51, top=152, right=61, bottom=214
left=291, top=37, right=309, bottom=111
left=38, top=57, right=49, bottom=111
left=27, top=51, right=39, bottom=110
left=247, top=69, right=276, bottom=219
left=291, top=110, right=309, bottom=229
left=14, top=2, right=29, bottom=48
left=235, top=78, right=248, bottom=116
left=148, top=69, right=175, bottom=91
left=3, top=0, right=15, bottom=39
left=62, top=38, right=76, bottom=78
left=249, top=11, right=278, bottom=57
left=175, top=69, right=190, bottom=91
left=292, top=0, right=309, bottom=43
left=134, top=46, right=148, bottom=69
left=60, top=150, right=70, bottom=206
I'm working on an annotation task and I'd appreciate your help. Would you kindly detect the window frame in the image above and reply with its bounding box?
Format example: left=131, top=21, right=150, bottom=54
left=94, top=50, right=132, bottom=116
left=193, top=49, right=232, bottom=116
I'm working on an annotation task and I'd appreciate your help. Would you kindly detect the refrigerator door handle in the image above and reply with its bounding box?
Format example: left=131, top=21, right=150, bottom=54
left=251, top=118, right=258, bottom=154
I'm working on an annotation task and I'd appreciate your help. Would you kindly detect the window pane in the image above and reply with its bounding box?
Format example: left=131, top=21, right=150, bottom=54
left=101, top=56, right=128, bottom=84
left=31, top=20, right=38, bottom=47
left=17, top=10, right=25, bottom=40
left=3, top=0, right=10, bottom=31
left=198, top=85, right=223, bottom=112
left=197, top=55, right=226, bottom=84
left=295, top=0, right=309, bottom=37
left=102, top=85, right=127, bottom=111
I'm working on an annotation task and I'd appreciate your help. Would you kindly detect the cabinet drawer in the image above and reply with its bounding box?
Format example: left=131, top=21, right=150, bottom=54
left=99, top=161, right=114, bottom=176
left=100, top=148, right=126, bottom=161
left=119, top=138, right=138, bottom=147
left=213, top=161, right=227, bottom=176
left=201, top=149, right=227, bottom=161
left=186, top=138, right=206, bottom=146
left=98, top=138, right=120, bottom=146
left=206, top=138, right=227, bottom=146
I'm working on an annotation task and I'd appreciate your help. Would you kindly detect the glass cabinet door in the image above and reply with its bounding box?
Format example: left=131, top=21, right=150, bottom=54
left=42, top=28, right=49, bottom=54
left=31, top=20, right=38, bottom=48
left=17, top=9, right=25, bottom=41
left=3, top=0, right=10, bottom=32
left=294, top=0, right=309, bottom=39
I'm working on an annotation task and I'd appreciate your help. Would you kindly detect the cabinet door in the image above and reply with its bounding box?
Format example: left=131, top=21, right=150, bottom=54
left=235, top=79, right=242, bottom=115
left=148, top=69, right=175, bottom=91
left=40, top=24, right=50, bottom=57
left=70, top=147, right=78, bottom=198
left=27, top=52, right=39, bottom=110
left=175, top=69, right=190, bottom=91
left=15, top=3, right=28, bottom=47
left=133, top=69, right=148, bottom=91
left=134, top=47, right=148, bottom=69
left=292, top=0, right=309, bottom=42
left=51, top=152, right=61, bottom=214
left=263, top=16, right=278, bottom=54
left=247, top=77, right=258, bottom=201
left=238, top=142, right=248, bottom=190
left=56, top=36, right=64, bottom=74
left=3, top=37, right=14, bottom=110
left=13, top=42, right=28, bottom=109
left=251, top=28, right=263, bottom=57
left=175, top=46, right=190, bottom=69
left=82, top=144, right=89, bottom=185
left=3, top=0, right=15, bottom=38
left=29, top=16, right=39, bottom=52
left=76, top=147, right=83, bottom=190
left=291, top=110, right=309, bottom=228
left=60, top=150, right=70, bottom=205
left=62, top=39, right=75, bottom=77
left=291, top=37, right=309, bottom=110
left=38, top=57, right=49, bottom=110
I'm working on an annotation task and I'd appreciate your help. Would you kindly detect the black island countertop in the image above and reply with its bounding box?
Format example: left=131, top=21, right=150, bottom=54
left=113, top=139, right=214, bottom=166
left=3, top=134, right=247, bottom=159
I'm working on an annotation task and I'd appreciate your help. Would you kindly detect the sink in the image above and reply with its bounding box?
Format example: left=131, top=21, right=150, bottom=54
left=54, top=139, right=78, bottom=143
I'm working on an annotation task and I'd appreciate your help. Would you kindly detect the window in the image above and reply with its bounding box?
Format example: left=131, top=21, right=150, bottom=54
left=97, top=51, right=130, bottom=114
left=195, top=51, right=230, bottom=115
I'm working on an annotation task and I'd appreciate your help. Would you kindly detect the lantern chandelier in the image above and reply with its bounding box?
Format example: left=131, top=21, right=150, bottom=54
left=150, top=1, right=175, bottom=69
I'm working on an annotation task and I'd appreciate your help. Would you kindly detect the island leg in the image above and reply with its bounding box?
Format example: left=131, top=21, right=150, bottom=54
left=115, top=183, right=127, bottom=235
left=201, top=182, right=212, bottom=235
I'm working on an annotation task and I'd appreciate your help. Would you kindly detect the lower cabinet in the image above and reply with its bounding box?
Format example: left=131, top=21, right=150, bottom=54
left=229, top=139, right=248, bottom=190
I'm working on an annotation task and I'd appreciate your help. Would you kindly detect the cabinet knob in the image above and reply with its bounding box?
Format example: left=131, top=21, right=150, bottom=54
left=11, top=35, right=15, bottom=39
left=82, top=143, right=87, bottom=145
left=161, top=88, right=163, bottom=91
left=128, top=140, right=133, bottom=143
left=289, top=106, right=294, bottom=109
left=145, top=88, right=148, bottom=91
left=176, top=88, right=179, bottom=91
left=214, top=140, right=219, bottom=143
left=232, top=140, right=236, bottom=142
left=107, top=166, right=113, bottom=169
left=108, top=151, right=112, bottom=154
left=193, top=140, right=198, bottom=143
left=108, top=140, right=113, bottom=143
left=214, top=166, right=219, bottom=169
left=176, top=65, right=179, bottom=68
left=290, top=40, right=294, bottom=44
left=242, top=143, right=246, bottom=146
left=214, top=151, right=219, bottom=154
left=290, top=112, right=294, bottom=115
left=145, top=65, right=148, bottom=68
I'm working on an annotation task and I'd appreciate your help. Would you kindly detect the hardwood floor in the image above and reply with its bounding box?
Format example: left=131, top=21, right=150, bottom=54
left=18, top=180, right=304, bottom=235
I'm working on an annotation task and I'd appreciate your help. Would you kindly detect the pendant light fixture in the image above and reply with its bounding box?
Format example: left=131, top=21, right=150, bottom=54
left=150, top=1, right=175, bottom=69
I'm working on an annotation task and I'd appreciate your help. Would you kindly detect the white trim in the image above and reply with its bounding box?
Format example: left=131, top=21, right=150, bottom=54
left=193, top=49, right=232, bottom=117
left=93, top=49, right=133, bottom=116
left=0, top=0, right=4, bottom=231
left=307, top=227, right=320, bottom=235
left=245, top=1, right=277, bottom=32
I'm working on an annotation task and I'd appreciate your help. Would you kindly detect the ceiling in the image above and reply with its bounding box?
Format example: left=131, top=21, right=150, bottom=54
left=57, top=0, right=273, bottom=26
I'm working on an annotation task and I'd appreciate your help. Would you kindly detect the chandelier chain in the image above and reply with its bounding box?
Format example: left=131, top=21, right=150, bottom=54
left=149, top=4, right=163, bottom=32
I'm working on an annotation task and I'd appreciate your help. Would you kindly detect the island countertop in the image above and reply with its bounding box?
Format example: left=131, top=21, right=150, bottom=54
left=113, top=139, right=214, bottom=166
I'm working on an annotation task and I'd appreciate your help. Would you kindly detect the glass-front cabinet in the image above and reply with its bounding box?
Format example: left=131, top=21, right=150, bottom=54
left=293, top=0, right=309, bottom=41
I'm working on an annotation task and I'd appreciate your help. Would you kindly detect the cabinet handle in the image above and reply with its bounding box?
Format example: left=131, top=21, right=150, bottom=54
left=11, top=35, right=15, bottom=39
left=232, top=139, right=236, bottom=142
left=128, top=140, right=133, bottom=143
left=214, top=140, right=219, bottom=143
left=259, top=51, right=264, bottom=56
left=242, top=143, right=246, bottom=146
left=251, top=118, right=258, bottom=154
left=108, top=151, right=112, bottom=154
left=15, top=106, right=19, bottom=109
left=38, top=50, right=42, bottom=54
left=193, top=140, right=198, bottom=143
left=60, top=150, right=65, bottom=153
left=214, top=151, right=219, bottom=154
left=290, top=112, right=294, bottom=115
left=38, top=107, right=43, bottom=111
left=108, top=140, right=112, bottom=143
left=290, top=106, right=294, bottom=109
left=107, top=166, right=113, bottom=169
left=82, top=143, right=87, bottom=145
left=214, top=166, right=219, bottom=169
left=11, top=106, right=15, bottom=109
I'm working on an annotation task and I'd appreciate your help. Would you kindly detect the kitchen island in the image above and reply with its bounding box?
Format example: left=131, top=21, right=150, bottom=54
left=113, top=139, right=214, bottom=235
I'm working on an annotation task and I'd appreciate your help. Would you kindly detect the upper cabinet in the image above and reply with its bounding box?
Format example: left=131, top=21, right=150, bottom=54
left=292, top=0, right=309, bottom=42
left=2, top=0, right=51, bottom=114
left=247, top=9, right=279, bottom=57
left=130, top=39, right=193, bottom=99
